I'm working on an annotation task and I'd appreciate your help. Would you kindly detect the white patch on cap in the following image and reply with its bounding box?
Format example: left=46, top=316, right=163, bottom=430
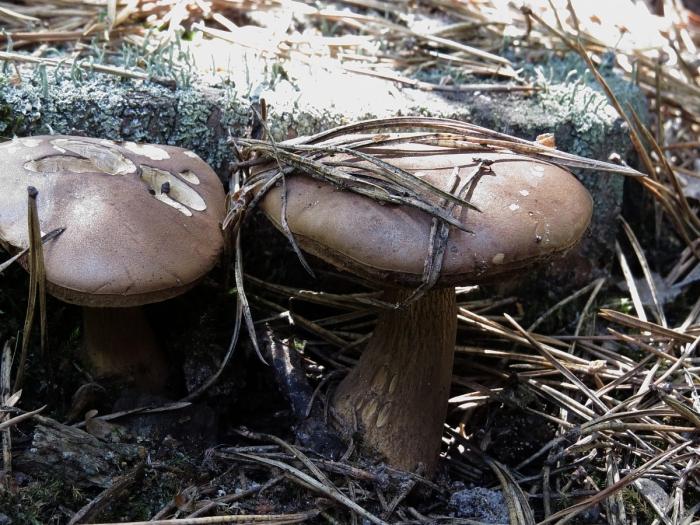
left=531, top=165, right=545, bottom=177
left=183, top=150, right=198, bottom=158
left=124, top=142, right=170, bottom=160
left=52, top=144, right=66, bottom=153
left=492, top=253, right=505, bottom=264
left=25, top=156, right=104, bottom=174
left=509, top=203, right=520, bottom=211
left=155, top=193, right=193, bottom=216
left=178, top=170, right=200, bottom=185
left=50, top=139, right=136, bottom=175
left=519, top=189, right=529, bottom=196
left=140, top=166, right=206, bottom=216
left=19, top=138, right=42, bottom=147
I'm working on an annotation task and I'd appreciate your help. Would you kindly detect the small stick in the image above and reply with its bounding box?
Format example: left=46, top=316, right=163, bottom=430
left=93, top=510, right=319, bottom=524
left=0, top=50, right=176, bottom=87
left=67, top=462, right=145, bottom=525
left=1, top=341, right=12, bottom=485
left=0, top=405, right=46, bottom=432
left=235, top=452, right=388, bottom=525
left=0, top=227, right=64, bottom=275
left=265, top=327, right=315, bottom=420
left=185, top=475, right=284, bottom=519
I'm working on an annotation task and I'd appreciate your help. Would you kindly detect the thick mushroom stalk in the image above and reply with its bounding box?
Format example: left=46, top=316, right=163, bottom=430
left=333, top=288, right=456, bottom=473
left=83, top=306, right=167, bottom=391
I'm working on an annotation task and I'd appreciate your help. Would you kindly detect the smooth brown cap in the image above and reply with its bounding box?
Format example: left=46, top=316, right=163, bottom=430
left=257, top=141, right=593, bottom=286
left=0, top=136, right=226, bottom=306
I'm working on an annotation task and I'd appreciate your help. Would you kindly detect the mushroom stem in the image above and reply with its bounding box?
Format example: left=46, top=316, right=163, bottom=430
left=332, top=287, right=457, bottom=474
left=82, top=306, right=168, bottom=392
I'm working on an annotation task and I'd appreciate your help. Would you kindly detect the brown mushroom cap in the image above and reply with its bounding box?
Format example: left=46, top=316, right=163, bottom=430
left=0, top=135, right=226, bottom=307
left=258, top=142, right=593, bottom=286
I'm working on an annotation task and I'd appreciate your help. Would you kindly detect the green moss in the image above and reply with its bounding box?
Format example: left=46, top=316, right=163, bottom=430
left=0, top=479, right=88, bottom=524
left=95, top=467, right=182, bottom=522
left=621, top=487, right=654, bottom=524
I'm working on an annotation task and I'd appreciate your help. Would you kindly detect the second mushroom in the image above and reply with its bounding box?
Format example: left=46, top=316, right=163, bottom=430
left=0, top=135, right=226, bottom=390
left=252, top=135, right=593, bottom=474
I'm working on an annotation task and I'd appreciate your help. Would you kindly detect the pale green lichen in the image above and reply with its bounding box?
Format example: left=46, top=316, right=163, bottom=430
left=0, top=52, right=645, bottom=219
left=531, top=54, right=645, bottom=161
left=0, top=68, right=250, bottom=170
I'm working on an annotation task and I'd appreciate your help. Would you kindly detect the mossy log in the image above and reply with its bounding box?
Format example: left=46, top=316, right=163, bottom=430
left=14, top=416, right=142, bottom=489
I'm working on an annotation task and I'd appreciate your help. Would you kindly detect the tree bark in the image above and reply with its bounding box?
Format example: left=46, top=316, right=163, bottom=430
left=332, top=287, right=456, bottom=474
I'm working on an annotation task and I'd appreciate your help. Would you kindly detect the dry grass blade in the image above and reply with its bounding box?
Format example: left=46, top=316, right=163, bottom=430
left=658, top=392, right=700, bottom=430
left=245, top=274, right=392, bottom=310
left=653, top=337, right=700, bottom=386
left=604, top=452, right=627, bottom=525
left=1, top=341, right=12, bottom=482
left=620, top=218, right=667, bottom=327
left=616, top=240, right=648, bottom=323
left=328, top=145, right=479, bottom=210
left=14, top=187, right=47, bottom=392
left=404, top=166, right=465, bottom=304
left=505, top=314, right=608, bottom=413
left=279, top=171, right=316, bottom=278
left=446, top=427, right=535, bottom=524
left=242, top=140, right=472, bottom=232
left=235, top=452, right=388, bottom=525
left=0, top=227, right=64, bottom=275
left=185, top=476, right=285, bottom=519
left=180, top=299, right=243, bottom=403
left=296, top=117, right=644, bottom=176
left=236, top=428, right=333, bottom=488
left=0, top=51, right=176, bottom=87
left=343, top=66, right=535, bottom=93
left=249, top=105, right=316, bottom=278
left=248, top=293, right=350, bottom=348
left=528, top=278, right=603, bottom=331
left=234, top=230, right=266, bottom=365
left=486, top=458, right=536, bottom=525
left=599, top=309, right=695, bottom=343
left=68, top=462, right=145, bottom=525
left=0, top=4, right=40, bottom=23
left=539, top=442, right=689, bottom=524
left=0, top=405, right=45, bottom=432
left=92, top=511, right=320, bottom=524
left=71, top=401, right=192, bottom=430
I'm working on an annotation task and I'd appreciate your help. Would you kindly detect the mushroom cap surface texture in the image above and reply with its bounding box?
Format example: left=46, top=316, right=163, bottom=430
left=257, top=141, right=593, bottom=286
left=0, top=135, right=226, bottom=307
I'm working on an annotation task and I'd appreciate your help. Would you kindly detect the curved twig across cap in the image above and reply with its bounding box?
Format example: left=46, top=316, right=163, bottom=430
left=257, top=141, right=593, bottom=287
left=0, top=136, right=226, bottom=307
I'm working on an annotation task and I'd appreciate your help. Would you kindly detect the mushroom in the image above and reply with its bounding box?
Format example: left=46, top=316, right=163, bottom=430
left=254, top=140, right=593, bottom=473
left=0, top=136, right=226, bottom=390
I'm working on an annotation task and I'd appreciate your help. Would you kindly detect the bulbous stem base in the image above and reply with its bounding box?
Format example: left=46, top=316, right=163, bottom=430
left=332, top=287, right=457, bottom=474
